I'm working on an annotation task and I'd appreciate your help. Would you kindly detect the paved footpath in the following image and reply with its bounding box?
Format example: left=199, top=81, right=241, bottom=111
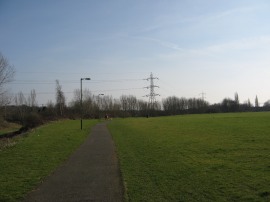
left=24, top=122, right=124, bottom=202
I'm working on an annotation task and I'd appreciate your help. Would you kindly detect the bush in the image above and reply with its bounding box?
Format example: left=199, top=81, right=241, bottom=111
left=0, top=116, right=5, bottom=128
left=23, top=112, right=43, bottom=128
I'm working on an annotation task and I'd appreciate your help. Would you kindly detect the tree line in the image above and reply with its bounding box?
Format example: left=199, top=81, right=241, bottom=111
left=1, top=52, right=270, bottom=130
left=3, top=88, right=269, bottom=128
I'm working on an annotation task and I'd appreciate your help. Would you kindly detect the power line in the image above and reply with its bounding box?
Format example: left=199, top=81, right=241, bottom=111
left=11, top=79, right=144, bottom=85
left=17, top=71, right=149, bottom=76
left=11, top=87, right=144, bottom=95
left=91, top=87, right=144, bottom=93
left=158, top=79, right=178, bottom=95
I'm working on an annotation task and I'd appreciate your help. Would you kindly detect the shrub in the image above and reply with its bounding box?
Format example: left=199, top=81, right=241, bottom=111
left=23, top=112, right=43, bottom=128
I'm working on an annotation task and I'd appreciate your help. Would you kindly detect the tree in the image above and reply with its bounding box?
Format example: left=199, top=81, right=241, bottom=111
left=255, top=95, right=259, bottom=108
left=111, top=99, right=121, bottom=117
left=0, top=52, right=15, bottom=96
left=120, top=95, right=128, bottom=112
left=263, top=100, right=270, bottom=108
left=28, top=89, right=37, bottom=109
left=14, top=91, right=27, bottom=124
left=0, top=92, right=12, bottom=121
left=102, top=95, right=113, bottom=111
left=82, top=89, right=96, bottom=118
left=163, top=96, right=182, bottom=114
left=137, top=99, right=148, bottom=116
left=0, top=91, right=12, bottom=106
left=234, top=92, right=239, bottom=105
left=69, top=89, right=82, bottom=118
left=55, top=80, right=66, bottom=116
left=234, top=92, right=240, bottom=111
left=247, top=99, right=252, bottom=108
left=0, top=53, right=15, bottom=122
left=45, top=100, right=56, bottom=120
left=221, top=98, right=238, bottom=112
left=120, top=95, right=135, bottom=117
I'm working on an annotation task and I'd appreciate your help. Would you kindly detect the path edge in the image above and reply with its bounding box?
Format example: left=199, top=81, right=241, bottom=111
left=106, top=121, right=129, bottom=202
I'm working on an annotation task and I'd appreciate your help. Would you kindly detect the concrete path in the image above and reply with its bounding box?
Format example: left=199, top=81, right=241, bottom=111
left=24, top=122, right=124, bottom=202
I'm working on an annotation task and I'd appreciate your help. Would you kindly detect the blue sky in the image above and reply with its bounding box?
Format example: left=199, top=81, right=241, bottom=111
left=1, top=0, right=270, bottom=106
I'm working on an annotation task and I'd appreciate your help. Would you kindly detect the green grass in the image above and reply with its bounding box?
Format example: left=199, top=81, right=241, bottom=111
left=0, top=119, right=98, bottom=202
left=108, top=112, right=270, bottom=201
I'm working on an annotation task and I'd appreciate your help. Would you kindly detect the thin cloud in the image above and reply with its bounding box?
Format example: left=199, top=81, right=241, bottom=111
left=131, top=5, right=264, bottom=54
left=124, top=34, right=185, bottom=51
left=207, top=6, right=262, bottom=21
left=205, top=36, right=270, bottom=53
left=162, top=35, right=270, bottom=57
left=140, top=37, right=185, bottom=51
left=138, top=5, right=262, bottom=35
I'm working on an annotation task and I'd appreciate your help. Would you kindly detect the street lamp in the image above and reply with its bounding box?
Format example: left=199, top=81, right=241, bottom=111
left=81, top=78, right=91, bottom=130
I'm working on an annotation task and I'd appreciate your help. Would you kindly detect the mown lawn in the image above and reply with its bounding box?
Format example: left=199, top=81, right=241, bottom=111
left=0, top=119, right=97, bottom=202
left=108, top=112, right=270, bottom=201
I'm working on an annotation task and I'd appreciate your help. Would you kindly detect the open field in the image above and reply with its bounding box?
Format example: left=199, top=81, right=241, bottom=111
left=0, top=119, right=97, bottom=202
left=108, top=112, right=270, bottom=201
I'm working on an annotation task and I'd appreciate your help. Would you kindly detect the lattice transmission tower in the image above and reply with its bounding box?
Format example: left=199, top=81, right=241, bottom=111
left=144, top=72, right=160, bottom=110
left=199, top=92, right=206, bottom=101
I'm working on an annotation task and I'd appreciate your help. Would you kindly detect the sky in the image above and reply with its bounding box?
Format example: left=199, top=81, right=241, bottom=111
left=1, top=0, right=270, bottom=106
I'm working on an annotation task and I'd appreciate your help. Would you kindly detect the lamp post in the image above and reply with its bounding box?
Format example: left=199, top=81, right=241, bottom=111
left=81, top=78, right=91, bottom=130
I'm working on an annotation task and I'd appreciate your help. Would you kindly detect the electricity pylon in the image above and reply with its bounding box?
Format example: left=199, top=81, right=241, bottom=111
left=144, top=72, right=160, bottom=110
left=199, top=92, right=206, bottom=101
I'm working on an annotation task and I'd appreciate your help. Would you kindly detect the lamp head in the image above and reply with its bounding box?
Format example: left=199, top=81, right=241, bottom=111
left=81, top=78, right=91, bottom=80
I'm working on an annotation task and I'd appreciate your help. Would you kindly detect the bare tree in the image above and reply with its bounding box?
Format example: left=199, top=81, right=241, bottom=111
left=163, top=96, right=187, bottom=114
left=0, top=52, right=15, bottom=109
left=72, top=89, right=81, bottom=104
left=100, top=95, right=113, bottom=111
left=83, top=89, right=96, bottom=117
left=14, top=91, right=27, bottom=123
left=55, top=80, right=66, bottom=116
left=28, top=89, right=37, bottom=109
left=120, top=95, right=128, bottom=111
left=137, top=99, right=148, bottom=116
left=126, top=95, right=138, bottom=111
left=0, top=92, right=12, bottom=107
left=0, top=92, right=12, bottom=120
left=70, top=89, right=81, bottom=112
left=0, top=53, right=15, bottom=93
left=112, top=99, right=121, bottom=115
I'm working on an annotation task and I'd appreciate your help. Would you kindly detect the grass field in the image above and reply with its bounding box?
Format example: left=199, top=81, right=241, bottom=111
left=108, top=112, right=270, bottom=201
left=0, top=119, right=97, bottom=202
